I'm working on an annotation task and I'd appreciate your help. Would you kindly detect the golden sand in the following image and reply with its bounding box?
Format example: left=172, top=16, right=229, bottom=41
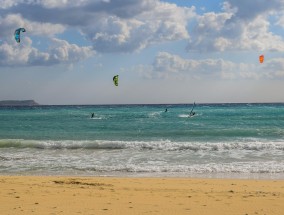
left=0, top=176, right=283, bottom=215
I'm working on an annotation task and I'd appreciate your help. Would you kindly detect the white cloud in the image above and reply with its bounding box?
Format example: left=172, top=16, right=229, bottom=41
left=80, top=1, right=195, bottom=52
left=226, top=0, right=284, bottom=20
left=1, top=0, right=283, bottom=68
left=47, top=38, right=93, bottom=64
left=261, top=58, right=284, bottom=78
left=187, top=11, right=234, bottom=52
left=135, top=52, right=284, bottom=80
left=276, top=13, right=284, bottom=27
left=0, top=0, right=19, bottom=9
left=0, top=0, right=92, bottom=9
left=187, top=0, right=284, bottom=52
left=35, top=0, right=90, bottom=9
left=0, top=37, right=93, bottom=66
left=0, top=14, right=65, bottom=38
left=0, top=0, right=195, bottom=53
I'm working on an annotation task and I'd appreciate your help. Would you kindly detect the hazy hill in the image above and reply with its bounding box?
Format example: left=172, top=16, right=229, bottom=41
left=0, top=100, right=40, bottom=106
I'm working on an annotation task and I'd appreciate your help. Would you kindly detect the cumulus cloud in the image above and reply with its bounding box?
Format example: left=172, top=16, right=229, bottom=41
left=0, top=37, right=93, bottom=66
left=276, top=14, right=284, bottom=27
left=135, top=52, right=284, bottom=80
left=34, top=0, right=90, bottom=9
left=86, top=1, right=194, bottom=52
left=0, top=0, right=91, bottom=9
left=0, top=0, right=195, bottom=53
left=261, top=58, right=284, bottom=78
left=1, top=0, right=283, bottom=67
left=0, top=14, right=65, bottom=38
left=187, top=0, right=284, bottom=52
left=0, top=0, right=19, bottom=9
left=227, top=0, right=284, bottom=20
left=80, top=1, right=195, bottom=52
left=47, top=38, right=93, bottom=64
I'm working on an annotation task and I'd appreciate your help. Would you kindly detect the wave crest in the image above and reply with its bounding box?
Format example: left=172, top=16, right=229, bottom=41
left=0, top=139, right=284, bottom=151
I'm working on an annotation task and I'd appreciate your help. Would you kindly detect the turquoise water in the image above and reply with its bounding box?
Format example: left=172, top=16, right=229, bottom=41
left=0, top=103, right=284, bottom=178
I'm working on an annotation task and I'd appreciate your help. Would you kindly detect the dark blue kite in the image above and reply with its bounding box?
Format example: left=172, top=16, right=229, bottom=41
left=14, top=28, right=26, bottom=43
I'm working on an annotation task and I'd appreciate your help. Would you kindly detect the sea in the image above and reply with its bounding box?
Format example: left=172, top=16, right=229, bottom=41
left=0, top=103, right=284, bottom=179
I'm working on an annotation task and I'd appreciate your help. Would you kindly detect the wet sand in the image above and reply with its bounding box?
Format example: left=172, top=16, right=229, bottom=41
left=0, top=176, right=283, bottom=215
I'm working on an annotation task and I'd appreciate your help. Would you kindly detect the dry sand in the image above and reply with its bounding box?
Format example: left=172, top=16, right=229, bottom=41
left=0, top=176, right=284, bottom=215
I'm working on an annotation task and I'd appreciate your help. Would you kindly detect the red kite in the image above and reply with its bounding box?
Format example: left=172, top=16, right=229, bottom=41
left=259, top=55, right=264, bottom=63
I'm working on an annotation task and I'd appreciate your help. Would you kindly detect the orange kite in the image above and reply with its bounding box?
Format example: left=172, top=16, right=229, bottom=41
left=259, top=55, right=264, bottom=63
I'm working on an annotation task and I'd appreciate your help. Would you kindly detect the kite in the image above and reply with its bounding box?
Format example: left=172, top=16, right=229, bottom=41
left=14, top=28, right=26, bottom=43
left=259, top=55, right=264, bottom=63
left=113, top=75, right=119, bottom=86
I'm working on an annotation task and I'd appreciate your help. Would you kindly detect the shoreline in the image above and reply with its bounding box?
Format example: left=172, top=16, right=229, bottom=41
left=1, top=175, right=283, bottom=215
left=1, top=171, right=284, bottom=180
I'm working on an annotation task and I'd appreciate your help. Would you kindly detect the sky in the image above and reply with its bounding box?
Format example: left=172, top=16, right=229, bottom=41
left=0, top=0, right=284, bottom=105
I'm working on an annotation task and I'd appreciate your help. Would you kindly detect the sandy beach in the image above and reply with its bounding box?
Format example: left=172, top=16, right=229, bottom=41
left=0, top=176, right=283, bottom=215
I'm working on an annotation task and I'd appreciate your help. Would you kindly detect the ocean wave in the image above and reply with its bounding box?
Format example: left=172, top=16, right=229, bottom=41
left=148, top=111, right=162, bottom=118
left=178, top=113, right=201, bottom=118
left=0, top=155, right=26, bottom=161
left=90, top=117, right=103, bottom=120
left=178, top=114, right=189, bottom=118
left=71, top=161, right=284, bottom=175
left=0, top=139, right=125, bottom=150
left=0, top=139, right=284, bottom=151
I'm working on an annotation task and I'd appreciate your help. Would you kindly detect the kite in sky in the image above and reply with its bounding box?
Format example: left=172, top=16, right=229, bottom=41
left=14, top=28, right=26, bottom=43
left=259, top=55, right=264, bottom=63
left=113, top=75, right=119, bottom=86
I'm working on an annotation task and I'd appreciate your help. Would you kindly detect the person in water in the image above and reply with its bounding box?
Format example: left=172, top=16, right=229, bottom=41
left=91, top=113, right=94, bottom=118
left=165, top=108, right=168, bottom=112
left=189, top=102, right=196, bottom=117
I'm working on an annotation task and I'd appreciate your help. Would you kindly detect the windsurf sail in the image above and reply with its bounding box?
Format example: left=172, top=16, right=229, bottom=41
left=189, top=102, right=196, bottom=116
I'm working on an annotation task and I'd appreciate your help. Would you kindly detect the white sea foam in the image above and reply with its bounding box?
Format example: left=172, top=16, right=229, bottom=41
left=1, top=139, right=284, bottom=151
left=1, top=103, right=284, bottom=178
left=148, top=111, right=162, bottom=118
left=178, top=114, right=200, bottom=118
left=90, top=117, right=103, bottom=120
left=1, top=139, right=284, bottom=178
left=179, top=114, right=191, bottom=118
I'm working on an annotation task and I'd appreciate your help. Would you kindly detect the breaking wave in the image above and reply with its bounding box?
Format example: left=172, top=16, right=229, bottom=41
left=0, top=139, right=284, bottom=151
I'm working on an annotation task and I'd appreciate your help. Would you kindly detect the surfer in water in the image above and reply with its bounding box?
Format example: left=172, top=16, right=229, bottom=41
left=165, top=108, right=168, bottom=112
left=91, top=113, right=94, bottom=118
left=189, top=102, right=196, bottom=117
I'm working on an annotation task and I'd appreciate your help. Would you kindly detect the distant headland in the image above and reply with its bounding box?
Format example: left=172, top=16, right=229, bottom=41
left=0, top=100, right=40, bottom=106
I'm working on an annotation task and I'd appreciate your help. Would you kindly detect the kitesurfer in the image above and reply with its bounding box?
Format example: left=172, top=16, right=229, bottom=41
left=189, top=102, right=196, bottom=117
